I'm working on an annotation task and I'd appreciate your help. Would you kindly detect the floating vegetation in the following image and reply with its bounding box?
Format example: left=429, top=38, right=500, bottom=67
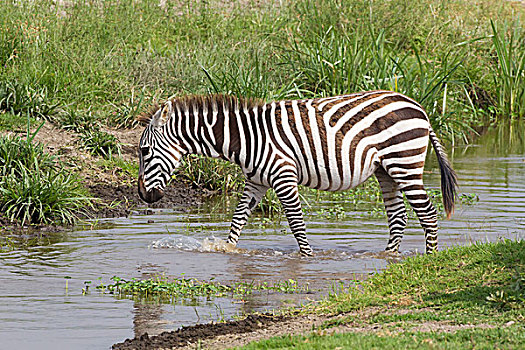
left=94, top=276, right=307, bottom=303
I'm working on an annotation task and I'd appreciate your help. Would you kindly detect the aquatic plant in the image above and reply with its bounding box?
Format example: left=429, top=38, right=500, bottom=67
left=94, top=275, right=307, bottom=303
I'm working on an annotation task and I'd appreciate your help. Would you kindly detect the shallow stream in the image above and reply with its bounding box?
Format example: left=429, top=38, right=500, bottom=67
left=1, top=124, right=524, bottom=349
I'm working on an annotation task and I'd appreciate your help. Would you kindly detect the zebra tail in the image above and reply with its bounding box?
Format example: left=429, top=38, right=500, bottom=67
left=429, top=127, right=458, bottom=219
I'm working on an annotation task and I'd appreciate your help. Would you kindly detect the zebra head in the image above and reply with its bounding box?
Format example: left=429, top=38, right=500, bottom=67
left=138, top=101, right=185, bottom=203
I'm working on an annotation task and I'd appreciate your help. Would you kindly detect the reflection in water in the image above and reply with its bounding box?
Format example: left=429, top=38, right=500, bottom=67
left=0, top=123, right=524, bottom=349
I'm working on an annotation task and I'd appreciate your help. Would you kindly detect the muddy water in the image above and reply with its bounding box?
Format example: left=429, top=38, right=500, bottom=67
left=1, top=124, right=524, bottom=350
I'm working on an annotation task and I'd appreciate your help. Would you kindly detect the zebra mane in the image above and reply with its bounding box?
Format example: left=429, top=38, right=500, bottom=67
left=136, top=94, right=265, bottom=126
left=136, top=102, right=160, bottom=126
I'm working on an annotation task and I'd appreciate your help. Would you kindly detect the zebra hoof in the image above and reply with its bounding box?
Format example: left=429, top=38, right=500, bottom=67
left=299, top=249, right=313, bottom=257
left=384, top=247, right=400, bottom=254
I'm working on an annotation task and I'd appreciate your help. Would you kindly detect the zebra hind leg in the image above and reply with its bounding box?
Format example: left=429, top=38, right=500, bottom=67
left=375, top=168, right=408, bottom=253
left=397, top=179, right=439, bottom=254
left=227, top=181, right=268, bottom=246
left=272, top=177, right=313, bottom=256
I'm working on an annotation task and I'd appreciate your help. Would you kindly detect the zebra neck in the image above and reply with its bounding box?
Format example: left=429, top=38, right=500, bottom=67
left=173, top=100, right=251, bottom=166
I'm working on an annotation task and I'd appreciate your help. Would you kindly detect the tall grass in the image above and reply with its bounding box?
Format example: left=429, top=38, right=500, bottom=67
left=175, top=155, right=244, bottom=194
left=490, top=20, right=525, bottom=119
left=281, top=25, right=472, bottom=139
left=0, top=135, right=92, bottom=225
left=1, top=0, right=522, bottom=134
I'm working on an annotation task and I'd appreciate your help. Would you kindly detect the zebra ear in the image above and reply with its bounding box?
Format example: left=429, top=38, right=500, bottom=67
left=152, top=101, right=172, bottom=128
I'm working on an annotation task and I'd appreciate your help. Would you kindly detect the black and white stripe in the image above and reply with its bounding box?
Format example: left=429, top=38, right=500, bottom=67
left=137, top=91, right=458, bottom=255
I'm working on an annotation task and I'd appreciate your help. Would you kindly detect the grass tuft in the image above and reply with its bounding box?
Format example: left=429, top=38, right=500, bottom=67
left=0, top=135, right=92, bottom=225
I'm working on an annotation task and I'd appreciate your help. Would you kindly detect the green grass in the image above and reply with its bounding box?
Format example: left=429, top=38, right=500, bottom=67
left=174, top=155, right=245, bottom=194
left=490, top=20, right=525, bottom=119
left=0, top=112, right=35, bottom=132
left=78, top=128, right=121, bottom=159
left=320, top=240, right=525, bottom=319
left=238, top=239, right=525, bottom=349
left=0, top=0, right=523, bottom=135
left=0, top=134, right=92, bottom=225
left=239, top=326, right=525, bottom=349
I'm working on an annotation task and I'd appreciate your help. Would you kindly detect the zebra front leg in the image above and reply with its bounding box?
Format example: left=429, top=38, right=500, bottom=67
left=375, top=168, right=408, bottom=253
left=227, top=181, right=268, bottom=246
left=272, top=177, right=313, bottom=256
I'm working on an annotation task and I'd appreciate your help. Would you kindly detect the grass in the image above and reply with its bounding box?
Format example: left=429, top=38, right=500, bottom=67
left=94, top=275, right=307, bottom=304
left=0, top=134, right=92, bottom=225
left=174, top=155, right=245, bottom=194
left=490, top=20, right=525, bottom=119
left=78, top=128, right=121, bottom=159
left=238, top=239, right=525, bottom=348
left=0, top=0, right=523, bottom=134
left=240, top=326, right=525, bottom=349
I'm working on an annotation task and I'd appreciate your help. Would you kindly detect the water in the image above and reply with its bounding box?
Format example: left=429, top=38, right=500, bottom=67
left=1, top=124, right=524, bottom=350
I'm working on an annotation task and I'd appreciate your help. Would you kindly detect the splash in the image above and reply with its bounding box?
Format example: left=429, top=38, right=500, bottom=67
left=200, top=237, right=246, bottom=253
left=149, top=236, right=202, bottom=250
left=149, top=236, right=246, bottom=254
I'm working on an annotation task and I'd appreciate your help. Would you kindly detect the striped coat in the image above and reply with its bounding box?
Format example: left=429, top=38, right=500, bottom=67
left=138, top=91, right=457, bottom=255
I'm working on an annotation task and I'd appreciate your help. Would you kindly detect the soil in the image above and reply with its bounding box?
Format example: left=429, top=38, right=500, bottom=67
left=112, top=314, right=288, bottom=350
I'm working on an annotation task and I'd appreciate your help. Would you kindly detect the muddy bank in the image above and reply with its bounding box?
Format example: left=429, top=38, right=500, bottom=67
left=85, top=181, right=206, bottom=219
left=112, top=314, right=288, bottom=350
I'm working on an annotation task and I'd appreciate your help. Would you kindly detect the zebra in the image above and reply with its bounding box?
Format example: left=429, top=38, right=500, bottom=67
left=137, top=91, right=458, bottom=255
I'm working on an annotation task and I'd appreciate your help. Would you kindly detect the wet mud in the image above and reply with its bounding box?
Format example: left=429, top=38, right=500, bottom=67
left=85, top=181, right=206, bottom=219
left=112, top=314, right=287, bottom=350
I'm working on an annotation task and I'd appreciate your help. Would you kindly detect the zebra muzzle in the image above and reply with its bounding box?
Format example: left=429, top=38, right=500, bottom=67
left=138, top=175, right=165, bottom=203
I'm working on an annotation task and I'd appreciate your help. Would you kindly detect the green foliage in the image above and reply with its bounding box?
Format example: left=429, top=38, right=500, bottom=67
left=78, top=129, right=121, bottom=159
left=0, top=134, right=55, bottom=178
left=0, top=112, right=30, bottom=132
left=490, top=20, right=525, bottom=119
left=97, top=157, right=139, bottom=178
left=0, top=166, right=90, bottom=225
left=203, top=52, right=299, bottom=101
left=241, top=326, right=525, bottom=349
left=0, top=135, right=92, bottom=225
left=56, top=108, right=96, bottom=133
left=321, top=239, right=525, bottom=321
left=107, top=91, right=145, bottom=129
left=0, top=80, right=58, bottom=120
left=94, top=275, right=306, bottom=303
left=175, top=155, right=244, bottom=194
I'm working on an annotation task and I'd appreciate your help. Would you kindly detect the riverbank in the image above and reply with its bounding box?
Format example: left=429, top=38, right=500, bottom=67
left=0, top=122, right=206, bottom=233
left=113, top=239, right=525, bottom=349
